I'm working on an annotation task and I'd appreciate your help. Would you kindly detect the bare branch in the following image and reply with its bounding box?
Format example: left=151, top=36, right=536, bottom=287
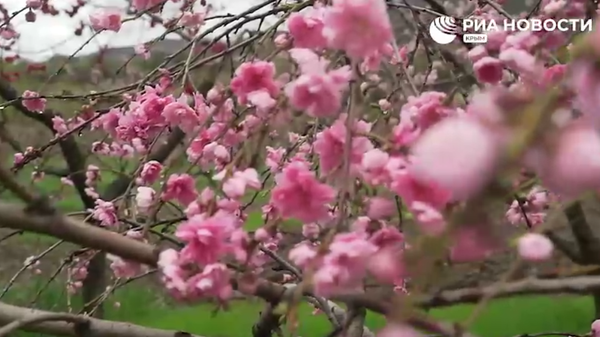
left=344, top=306, right=366, bottom=337
left=0, top=312, right=88, bottom=337
left=0, top=301, right=206, bottom=337
left=252, top=286, right=295, bottom=337
left=418, top=275, right=600, bottom=308
left=0, top=201, right=159, bottom=266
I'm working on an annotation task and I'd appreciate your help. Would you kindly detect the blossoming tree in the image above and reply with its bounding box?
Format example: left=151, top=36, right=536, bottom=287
left=1, top=0, right=600, bottom=336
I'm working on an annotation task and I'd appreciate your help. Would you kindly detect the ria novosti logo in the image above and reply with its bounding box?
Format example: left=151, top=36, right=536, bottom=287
left=429, top=15, right=593, bottom=45
left=429, top=16, right=458, bottom=44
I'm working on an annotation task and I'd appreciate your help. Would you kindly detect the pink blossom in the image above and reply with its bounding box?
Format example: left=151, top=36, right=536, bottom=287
left=287, top=8, right=328, bottom=49
left=91, top=199, right=118, bottom=227
left=285, top=48, right=352, bottom=117
left=473, top=57, right=504, bottom=84
left=517, top=233, right=554, bottom=261
left=85, top=165, right=100, bottom=186
left=61, top=177, right=74, bottom=186
left=542, top=64, right=567, bottom=86
left=188, top=263, right=233, bottom=300
left=368, top=247, right=404, bottom=284
left=543, top=0, right=566, bottom=14
left=467, top=45, right=488, bottom=62
left=312, top=232, right=378, bottom=296
left=107, top=253, right=145, bottom=279
left=361, top=149, right=395, bottom=185
left=13, top=152, right=24, bottom=166
left=136, top=186, right=155, bottom=214
left=499, top=48, right=542, bottom=78
left=131, top=0, right=163, bottom=11
left=322, top=0, right=393, bottom=59
left=409, top=117, right=501, bottom=201
left=134, top=44, right=150, bottom=59
left=289, top=242, right=318, bottom=268
left=450, top=224, right=499, bottom=263
left=175, top=213, right=239, bottom=265
left=378, top=99, right=392, bottom=111
left=505, top=187, right=550, bottom=227
left=366, top=197, right=396, bottom=219
left=270, top=161, right=336, bottom=223
left=162, top=174, right=198, bottom=206
left=26, top=0, right=42, bottom=9
left=265, top=146, right=286, bottom=172
left=22, top=90, right=45, bottom=112
left=138, top=160, right=162, bottom=185
left=570, top=61, right=600, bottom=126
left=592, top=320, right=600, bottom=337
left=410, top=201, right=446, bottom=235
left=219, top=168, right=262, bottom=199
left=85, top=187, right=100, bottom=200
left=377, top=324, right=423, bottom=337
left=391, top=91, right=455, bottom=147
left=90, top=10, right=122, bottom=32
left=302, top=223, right=321, bottom=239
left=274, top=33, right=291, bottom=48
left=51, top=116, right=68, bottom=135
left=179, top=11, right=206, bottom=27
left=369, top=226, right=405, bottom=249
left=391, top=168, right=451, bottom=211
left=313, top=116, right=373, bottom=176
left=536, top=121, right=600, bottom=197
left=230, top=61, right=279, bottom=107
left=162, top=96, right=203, bottom=133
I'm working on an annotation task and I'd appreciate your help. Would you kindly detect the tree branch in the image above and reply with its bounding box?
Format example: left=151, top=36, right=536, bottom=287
left=252, top=286, right=295, bottom=337
left=0, top=301, right=206, bottom=337
left=0, top=201, right=159, bottom=266
left=417, top=275, right=600, bottom=308
left=563, top=199, right=600, bottom=265
left=0, top=312, right=88, bottom=337
left=543, top=230, right=584, bottom=264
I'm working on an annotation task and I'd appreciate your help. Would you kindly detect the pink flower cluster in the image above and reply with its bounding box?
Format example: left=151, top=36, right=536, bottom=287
left=155, top=211, right=247, bottom=301
left=289, top=220, right=405, bottom=297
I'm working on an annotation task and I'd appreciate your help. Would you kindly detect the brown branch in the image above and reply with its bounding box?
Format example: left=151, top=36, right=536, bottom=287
left=0, top=301, right=206, bottom=337
left=252, top=286, right=295, bottom=337
left=417, top=275, right=600, bottom=308
left=0, top=201, right=159, bottom=266
left=563, top=198, right=600, bottom=265
left=0, top=312, right=88, bottom=337
left=344, top=306, right=366, bottom=337
left=543, top=230, right=584, bottom=264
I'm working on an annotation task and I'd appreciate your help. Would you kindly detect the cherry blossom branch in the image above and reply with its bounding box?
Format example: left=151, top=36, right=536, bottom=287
left=0, top=301, right=207, bottom=337
left=0, top=198, right=473, bottom=337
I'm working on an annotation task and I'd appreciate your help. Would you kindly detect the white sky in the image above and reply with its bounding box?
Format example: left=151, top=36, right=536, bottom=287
left=4, top=0, right=280, bottom=62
